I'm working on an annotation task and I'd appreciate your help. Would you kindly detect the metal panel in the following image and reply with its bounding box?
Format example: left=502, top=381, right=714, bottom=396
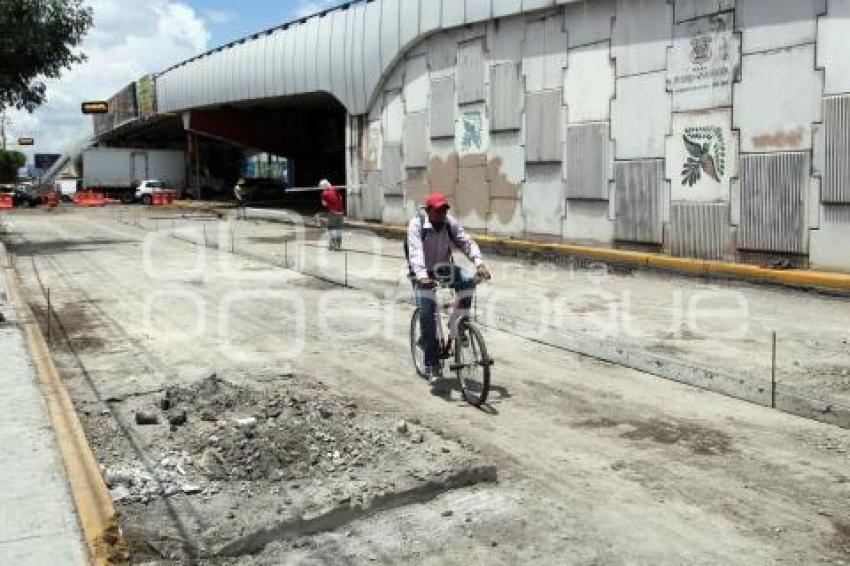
left=526, top=90, right=562, bottom=163
left=230, top=44, right=242, bottom=103
left=404, top=54, right=429, bottom=113
left=523, top=0, right=554, bottom=11
left=282, top=27, right=296, bottom=96
left=381, top=0, right=401, bottom=74
left=307, top=16, right=322, bottom=92
left=614, top=159, right=664, bottom=244
left=430, top=77, right=456, bottom=138
left=490, top=62, right=522, bottom=131
left=457, top=39, right=486, bottom=104
left=260, top=34, right=271, bottom=98
left=351, top=4, right=367, bottom=111
left=739, top=153, right=808, bottom=254
left=364, top=2, right=382, bottom=107
left=523, top=19, right=545, bottom=92
left=330, top=11, right=347, bottom=102
left=420, top=0, right=441, bottom=34
left=566, top=123, right=610, bottom=199
left=442, top=0, right=465, bottom=27
left=429, top=30, right=458, bottom=76
left=271, top=30, right=284, bottom=96
left=466, top=0, right=491, bottom=23
left=246, top=37, right=261, bottom=100
left=316, top=18, right=332, bottom=94
left=293, top=21, right=306, bottom=94
left=493, top=0, right=522, bottom=18
left=670, top=203, right=731, bottom=260
left=564, top=0, right=615, bottom=48
left=489, top=13, right=523, bottom=63
left=400, top=0, right=420, bottom=48
left=345, top=6, right=357, bottom=110
left=404, top=111, right=429, bottom=168
left=543, top=13, right=568, bottom=91
left=824, top=95, right=850, bottom=204
left=383, top=144, right=405, bottom=195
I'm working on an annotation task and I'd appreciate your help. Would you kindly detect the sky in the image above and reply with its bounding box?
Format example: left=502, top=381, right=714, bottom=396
left=4, top=0, right=349, bottom=165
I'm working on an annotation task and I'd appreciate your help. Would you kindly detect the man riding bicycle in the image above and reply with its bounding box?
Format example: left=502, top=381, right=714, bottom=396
left=407, top=192, right=491, bottom=384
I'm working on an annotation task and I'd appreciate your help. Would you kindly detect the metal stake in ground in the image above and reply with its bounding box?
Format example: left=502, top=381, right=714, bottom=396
left=46, top=287, right=51, bottom=344
left=344, top=252, right=348, bottom=287
left=771, top=331, right=777, bottom=409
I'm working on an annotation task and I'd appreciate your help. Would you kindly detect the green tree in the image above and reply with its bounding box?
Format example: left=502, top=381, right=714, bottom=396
left=0, top=149, right=26, bottom=182
left=0, top=0, right=93, bottom=112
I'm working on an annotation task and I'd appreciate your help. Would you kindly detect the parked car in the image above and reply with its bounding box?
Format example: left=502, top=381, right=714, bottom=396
left=134, top=179, right=171, bottom=205
left=13, top=185, right=40, bottom=207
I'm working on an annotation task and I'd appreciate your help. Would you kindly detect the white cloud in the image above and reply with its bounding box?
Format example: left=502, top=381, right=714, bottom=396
left=294, top=0, right=339, bottom=19
left=204, top=9, right=235, bottom=25
left=5, top=0, right=210, bottom=162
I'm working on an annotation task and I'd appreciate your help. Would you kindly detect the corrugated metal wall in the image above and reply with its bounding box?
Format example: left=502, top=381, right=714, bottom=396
left=490, top=62, right=522, bottom=131
left=565, top=122, right=610, bottom=199
left=823, top=95, right=850, bottom=204
left=670, top=203, right=731, bottom=260
left=614, top=159, right=664, bottom=244
left=739, top=152, right=808, bottom=254
left=526, top=90, right=563, bottom=162
left=457, top=39, right=486, bottom=104
left=154, top=0, right=552, bottom=115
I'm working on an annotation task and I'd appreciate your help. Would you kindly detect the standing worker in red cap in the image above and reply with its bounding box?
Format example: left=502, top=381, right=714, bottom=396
left=406, top=192, right=491, bottom=384
left=319, top=179, right=344, bottom=251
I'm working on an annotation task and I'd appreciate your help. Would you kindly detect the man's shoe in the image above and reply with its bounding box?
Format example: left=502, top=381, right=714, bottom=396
left=427, top=366, right=443, bottom=385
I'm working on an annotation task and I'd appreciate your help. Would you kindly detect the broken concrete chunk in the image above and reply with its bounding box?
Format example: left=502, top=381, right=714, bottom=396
left=110, top=485, right=131, bottom=502
left=135, top=410, right=159, bottom=425
left=168, top=409, right=188, bottom=427
left=397, top=420, right=409, bottom=434
left=181, top=484, right=202, bottom=495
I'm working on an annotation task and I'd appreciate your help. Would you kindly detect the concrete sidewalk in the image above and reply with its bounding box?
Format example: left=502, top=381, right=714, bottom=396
left=0, top=270, right=86, bottom=564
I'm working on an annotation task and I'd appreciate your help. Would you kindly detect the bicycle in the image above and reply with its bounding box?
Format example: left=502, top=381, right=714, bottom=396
left=409, top=271, right=493, bottom=407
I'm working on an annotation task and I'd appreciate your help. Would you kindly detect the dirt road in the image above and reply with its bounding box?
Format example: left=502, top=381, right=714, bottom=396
left=4, top=207, right=850, bottom=564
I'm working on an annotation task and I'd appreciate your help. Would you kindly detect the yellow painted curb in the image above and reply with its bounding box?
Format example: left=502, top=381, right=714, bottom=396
left=170, top=202, right=850, bottom=293
left=349, top=221, right=850, bottom=293
left=1, top=243, right=129, bottom=565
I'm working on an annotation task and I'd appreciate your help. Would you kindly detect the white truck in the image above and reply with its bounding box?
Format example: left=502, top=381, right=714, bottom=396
left=82, top=148, right=186, bottom=203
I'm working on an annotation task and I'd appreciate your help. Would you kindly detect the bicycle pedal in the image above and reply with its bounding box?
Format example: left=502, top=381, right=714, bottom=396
left=449, top=363, right=466, bottom=371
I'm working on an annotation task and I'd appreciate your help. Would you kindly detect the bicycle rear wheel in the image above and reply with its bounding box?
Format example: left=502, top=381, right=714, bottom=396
left=410, top=308, right=428, bottom=379
left=453, top=322, right=491, bottom=407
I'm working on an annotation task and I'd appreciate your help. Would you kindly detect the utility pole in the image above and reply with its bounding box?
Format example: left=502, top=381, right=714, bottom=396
left=0, top=112, right=9, bottom=151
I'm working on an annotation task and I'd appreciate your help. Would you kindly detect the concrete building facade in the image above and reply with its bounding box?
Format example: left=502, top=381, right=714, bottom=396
left=134, top=1, right=850, bottom=271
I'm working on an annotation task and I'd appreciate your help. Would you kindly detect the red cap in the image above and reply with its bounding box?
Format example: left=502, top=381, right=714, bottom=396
left=425, top=192, right=450, bottom=210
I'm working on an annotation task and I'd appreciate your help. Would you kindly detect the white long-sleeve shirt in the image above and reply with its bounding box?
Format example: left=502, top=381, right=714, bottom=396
left=407, top=210, right=483, bottom=280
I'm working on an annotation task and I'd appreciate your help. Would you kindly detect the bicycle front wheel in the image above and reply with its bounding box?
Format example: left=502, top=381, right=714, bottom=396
left=410, top=307, right=428, bottom=379
left=453, top=322, right=491, bottom=407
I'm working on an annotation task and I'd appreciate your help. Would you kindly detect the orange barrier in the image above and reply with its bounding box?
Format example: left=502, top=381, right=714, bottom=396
left=74, top=192, right=107, bottom=207
left=0, top=193, right=13, bottom=209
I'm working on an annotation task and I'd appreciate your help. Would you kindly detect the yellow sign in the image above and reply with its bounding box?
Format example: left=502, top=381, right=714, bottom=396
left=81, top=101, right=109, bottom=114
left=17, top=137, right=34, bottom=146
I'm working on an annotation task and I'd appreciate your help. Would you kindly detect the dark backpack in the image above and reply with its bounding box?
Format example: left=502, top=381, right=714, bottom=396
left=404, top=208, right=459, bottom=275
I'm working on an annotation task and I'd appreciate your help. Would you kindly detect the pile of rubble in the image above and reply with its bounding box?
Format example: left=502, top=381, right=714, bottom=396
left=101, top=374, right=457, bottom=506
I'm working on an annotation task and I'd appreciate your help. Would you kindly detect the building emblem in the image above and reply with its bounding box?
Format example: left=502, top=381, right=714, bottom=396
left=681, top=127, right=726, bottom=187
left=689, top=35, right=712, bottom=66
